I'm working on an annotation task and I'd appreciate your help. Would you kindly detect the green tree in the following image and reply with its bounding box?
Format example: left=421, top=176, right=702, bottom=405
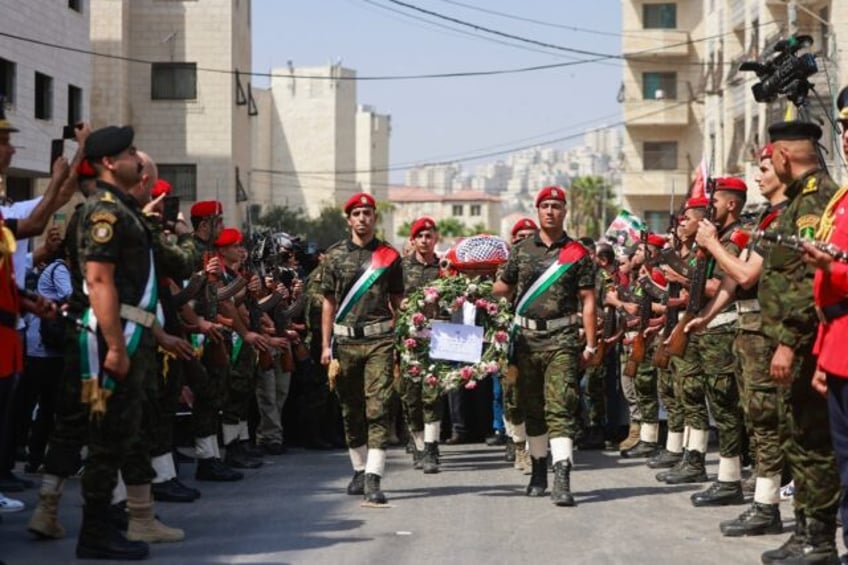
left=568, top=176, right=617, bottom=239
left=396, top=220, right=412, bottom=238
left=469, top=222, right=488, bottom=235
left=256, top=204, right=348, bottom=249
left=437, top=217, right=468, bottom=237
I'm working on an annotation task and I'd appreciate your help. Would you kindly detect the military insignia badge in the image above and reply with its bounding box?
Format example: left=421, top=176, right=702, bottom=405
left=802, top=176, right=818, bottom=195
left=91, top=211, right=118, bottom=225
left=796, top=214, right=819, bottom=239
left=91, top=221, right=114, bottom=244
left=360, top=195, right=368, bottom=204
left=100, top=191, right=116, bottom=203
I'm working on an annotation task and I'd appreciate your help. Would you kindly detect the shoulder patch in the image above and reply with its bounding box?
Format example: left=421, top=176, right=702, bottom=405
left=90, top=211, right=118, bottom=225
left=796, top=214, right=819, bottom=239
left=90, top=221, right=114, bottom=244
left=802, top=176, right=818, bottom=195
left=729, top=228, right=750, bottom=250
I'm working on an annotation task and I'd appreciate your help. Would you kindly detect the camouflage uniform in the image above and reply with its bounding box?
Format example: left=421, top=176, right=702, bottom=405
left=322, top=238, right=403, bottom=450
left=499, top=233, right=595, bottom=441
left=75, top=181, right=157, bottom=506
left=398, top=253, right=441, bottom=433
left=221, top=267, right=256, bottom=431
left=760, top=169, right=840, bottom=530
left=580, top=268, right=613, bottom=429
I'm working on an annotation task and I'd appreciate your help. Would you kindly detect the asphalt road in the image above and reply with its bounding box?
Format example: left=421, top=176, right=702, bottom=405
left=0, top=444, right=820, bottom=564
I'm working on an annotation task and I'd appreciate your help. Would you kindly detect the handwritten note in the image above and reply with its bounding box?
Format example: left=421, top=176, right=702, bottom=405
left=429, top=321, right=484, bottom=364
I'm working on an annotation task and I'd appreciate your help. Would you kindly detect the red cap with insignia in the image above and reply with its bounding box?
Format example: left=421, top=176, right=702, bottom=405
left=684, top=196, right=710, bottom=210
left=646, top=233, right=667, bottom=248
left=535, top=185, right=567, bottom=208
left=511, top=218, right=538, bottom=237
left=151, top=179, right=172, bottom=199
left=344, top=192, right=376, bottom=215
left=76, top=159, right=96, bottom=180
left=714, top=177, right=748, bottom=193
left=410, top=216, right=437, bottom=239
left=759, top=144, right=774, bottom=161
left=215, top=227, right=243, bottom=247
left=190, top=200, right=223, bottom=218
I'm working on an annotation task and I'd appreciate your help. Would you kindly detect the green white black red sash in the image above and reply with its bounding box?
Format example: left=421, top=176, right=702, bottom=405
left=79, top=250, right=158, bottom=411
left=514, top=241, right=587, bottom=316
left=335, top=244, right=399, bottom=323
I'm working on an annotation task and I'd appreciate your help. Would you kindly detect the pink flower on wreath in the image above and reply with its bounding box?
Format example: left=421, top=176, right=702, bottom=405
left=408, top=365, right=422, bottom=377
left=453, top=296, right=466, bottom=309
left=404, top=338, right=418, bottom=350
left=411, top=312, right=427, bottom=326
left=460, top=366, right=474, bottom=381
left=423, top=287, right=439, bottom=304
left=425, top=374, right=438, bottom=387
left=484, top=362, right=499, bottom=375
left=464, top=380, right=478, bottom=390
left=475, top=299, right=488, bottom=309
left=486, top=303, right=499, bottom=316
left=493, top=330, right=509, bottom=343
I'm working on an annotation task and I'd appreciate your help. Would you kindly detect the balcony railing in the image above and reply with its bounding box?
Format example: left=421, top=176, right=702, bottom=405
left=624, top=99, right=690, bottom=127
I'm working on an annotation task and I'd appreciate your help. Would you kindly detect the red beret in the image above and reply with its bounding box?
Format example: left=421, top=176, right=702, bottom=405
left=151, top=179, right=172, bottom=198
left=511, top=218, right=538, bottom=237
left=215, top=227, right=243, bottom=247
left=76, top=159, right=96, bottom=179
left=684, top=196, right=709, bottom=210
left=714, top=177, right=747, bottom=193
left=410, top=216, right=437, bottom=239
left=190, top=200, right=223, bottom=218
left=535, top=185, right=567, bottom=208
left=646, top=233, right=667, bottom=248
left=759, top=144, right=774, bottom=161
left=344, top=192, right=376, bottom=215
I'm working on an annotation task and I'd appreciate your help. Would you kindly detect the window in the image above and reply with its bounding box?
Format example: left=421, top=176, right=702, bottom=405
left=67, top=85, right=82, bottom=125
left=158, top=164, right=197, bottom=200
left=642, top=72, right=677, bottom=100
left=643, top=211, right=667, bottom=234
left=151, top=63, right=197, bottom=100
left=34, top=72, right=52, bottom=120
left=0, top=59, right=15, bottom=104
left=470, top=204, right=481, bottom=216
left=452, top=204, right=463, bottom=216
left=69, top=0, right=82, bottom=12
left=643, top=3, right=677, bottom=29
left=643, top=141, right=678, bottom=170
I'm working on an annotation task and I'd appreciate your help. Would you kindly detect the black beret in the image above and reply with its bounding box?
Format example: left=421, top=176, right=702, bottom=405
left=84, top=125, right=134, bottom=160
left=768, top=121, right=822, bottom=142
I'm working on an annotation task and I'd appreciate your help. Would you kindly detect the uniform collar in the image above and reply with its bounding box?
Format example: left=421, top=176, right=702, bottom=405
left=411, top=251, right=439, bottom=267
left=95, top=180, right=138, bottom=209
left=787, top=168, right=820, bottom=198
left=345, top=237, right=381, bottom=251
left=532, top=230, right=570, bottom=249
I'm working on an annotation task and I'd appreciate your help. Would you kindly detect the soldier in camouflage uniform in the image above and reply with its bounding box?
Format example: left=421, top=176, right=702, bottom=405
left=686, top=143, right=788, bottom=536
left=494, top=186, right=597, bottom=506
left=321, top=192, right=403, bottom=505
left=398, top=217, right=442, bottom=473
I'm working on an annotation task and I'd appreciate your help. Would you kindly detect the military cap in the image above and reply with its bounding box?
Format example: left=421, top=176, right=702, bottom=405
left=646, top=233, right=667, bottom=248
left=511, top=218, right=538, bottom=237
left=76, top=159, right=96, bottom=179
left=410, top=216, right=437, bottom=239
left=759, top=144, right=774, bottom=161
left=344, top=192, right=376, bottom=215
left=684, top=196, right=710, bottom=210
left=768, top=121, right=822, bottom=142
left=84, top=125, right=134, bottom=160
left=215, top=227, right=243, bottom=247
left=535, top=185, right=566, bottom=207
left=714, top=177, right=747, bottom=193
left=190, top=200, right=223, bottom=218
left=0, top=98, right=18, bottom=132
left=151, top=179, right=172, bottom=199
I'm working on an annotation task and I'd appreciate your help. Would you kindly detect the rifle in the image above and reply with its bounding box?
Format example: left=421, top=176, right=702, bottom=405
left=589, top=274, right=617, bottom=368
left=652, top=281, right=681, bottom=369
left=753, top=230, right=848, bottom=262
left=241, top=252, right=275, bottom=371
left=623, top=274, right=652, bottom=378
left=665, top=179, right=717, bottom=357
left=203, top=250, right=230, bottom=366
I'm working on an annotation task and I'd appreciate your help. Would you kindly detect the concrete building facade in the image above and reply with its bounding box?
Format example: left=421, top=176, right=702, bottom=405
left=89, top=0, right=253, bottom=226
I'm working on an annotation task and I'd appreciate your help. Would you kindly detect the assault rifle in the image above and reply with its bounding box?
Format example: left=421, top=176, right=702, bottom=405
left=623, top=274, right=652, bottom=378
left=203, top=251, right=230, bottom=366
left=589, top=274, right=617, bottom=368
left=753, top=230, right=848, bottom=262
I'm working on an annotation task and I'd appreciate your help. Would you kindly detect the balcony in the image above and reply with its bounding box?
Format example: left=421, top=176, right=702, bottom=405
left=624, top=99, right=690, bottom=127
left=622, top=30, right=690, bottom=59
left=622, top=170, right=691, bottom=197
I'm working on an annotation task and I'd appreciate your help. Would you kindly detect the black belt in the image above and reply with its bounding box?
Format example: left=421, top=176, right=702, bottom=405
left=0, top=309, right=16, bottom=329
left=820, top=299, right=848, bottom=323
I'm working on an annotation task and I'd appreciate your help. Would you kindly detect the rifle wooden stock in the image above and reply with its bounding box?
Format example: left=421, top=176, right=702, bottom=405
left=623, top=355, right=638, bottom=378
left=665, top=311, right=694, bottom=357
left=588, top=340, right=606, bottom=368
left=652, top=344, right=671, bottom=369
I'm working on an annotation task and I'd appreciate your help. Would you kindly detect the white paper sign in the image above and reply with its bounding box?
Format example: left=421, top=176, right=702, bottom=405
left=429, top=321, right=484, bottom=363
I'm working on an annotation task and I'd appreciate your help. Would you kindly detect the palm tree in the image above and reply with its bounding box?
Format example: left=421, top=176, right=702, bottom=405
left=568, top=176, right=616, bottom=238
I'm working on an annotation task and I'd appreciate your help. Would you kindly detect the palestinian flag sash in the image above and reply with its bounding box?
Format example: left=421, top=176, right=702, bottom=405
left=79, top=250, right=158, bottom=416
left=335, top=244, right=399, bottom=323
left=514, top=241, right=587, bottom=316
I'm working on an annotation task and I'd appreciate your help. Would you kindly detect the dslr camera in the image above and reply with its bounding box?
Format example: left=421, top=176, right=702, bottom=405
left=740, top=35, right=818, bottom=105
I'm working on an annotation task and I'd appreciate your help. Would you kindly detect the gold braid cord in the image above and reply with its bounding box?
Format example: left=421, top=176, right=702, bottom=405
left=817, top=185, right=848, bottom=242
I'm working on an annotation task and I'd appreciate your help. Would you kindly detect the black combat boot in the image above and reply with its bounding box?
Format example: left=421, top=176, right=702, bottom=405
left=647, top=448, right=683, bottom=469
left=195, top=458, right=244, bottom=482
left=346, top=470, right=365, bottom=495
left=76, top=503, right=150, bottom=560
left=620, top=440, right=659, bottom=459
left=363, top=473, right=387, bottom=504
left=720, top=502, right=782, bottom=537
left=578, top=426, right=606, bottom=451
left=421, top=443, right=440, bottom=474
left=551, top=461, right=576, bottom=507
left=109, top=501, right=129, bottom=531
left=224, top=441, right=263, bottom=469
left=656, top=450, right=687, bottom=482
left=525, top=457, right=548, bottom=497
left=663, top=449, right=708, bottom=484
left=151, top=479, right=198, bottom=503
left=761, top=510, right=806, bottom=563
left=411, top=447, right=423, bottom=470
left=504, top=437, right=516, bottom=462
left=691, top=481, right=745, bottom=507
left=769, top=517, right=839, bottom=565
left=239, top=440, right=266, bottom=459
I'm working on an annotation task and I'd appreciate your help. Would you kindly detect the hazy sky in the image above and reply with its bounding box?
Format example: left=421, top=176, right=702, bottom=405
left=251, top=0, right=624, bottom=180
